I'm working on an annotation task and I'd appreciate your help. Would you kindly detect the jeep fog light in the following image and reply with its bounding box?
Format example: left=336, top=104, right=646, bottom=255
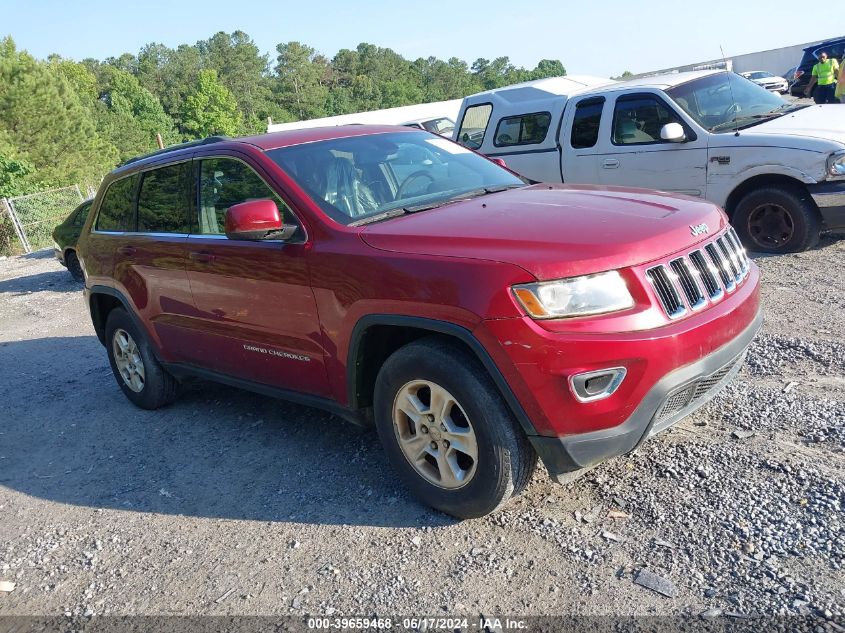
left=569, top=367, right=627, bottom=403
left=512, top=271, right=634, bottom=319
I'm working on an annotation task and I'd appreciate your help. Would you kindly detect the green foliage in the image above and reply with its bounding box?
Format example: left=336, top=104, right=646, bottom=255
left=0, top=36, right=117, bottom=188
left=0, top=29, right=571, bottom=223
left=181, top=69, right=242, bottom=137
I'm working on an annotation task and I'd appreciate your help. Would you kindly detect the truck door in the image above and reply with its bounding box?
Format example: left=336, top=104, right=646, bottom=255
left=595, top=92, right=707, bottom=197
left=559, top=96, right=606, bottom=184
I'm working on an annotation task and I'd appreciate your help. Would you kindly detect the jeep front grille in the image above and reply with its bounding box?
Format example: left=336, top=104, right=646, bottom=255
left=646, top=229, right=750, bottom=319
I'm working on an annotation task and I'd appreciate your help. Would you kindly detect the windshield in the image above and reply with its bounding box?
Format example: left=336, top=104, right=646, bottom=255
left=667, top=73, right=787, bottom=133
left=747, top=71, right=772, bottom=80
left=266, top=131, right=524, bottom=225
left=421, top=117, right=455, bottom=135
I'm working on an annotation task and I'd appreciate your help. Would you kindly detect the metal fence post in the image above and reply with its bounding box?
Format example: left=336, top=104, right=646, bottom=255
left=2, top=197, right=31, bottom=254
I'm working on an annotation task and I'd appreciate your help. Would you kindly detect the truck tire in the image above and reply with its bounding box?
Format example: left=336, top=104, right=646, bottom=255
left=373, top=337, right=537, bottom=519
left=105, top=308, right=179, bottom=410
left=733, top=184, right=821, bottom=254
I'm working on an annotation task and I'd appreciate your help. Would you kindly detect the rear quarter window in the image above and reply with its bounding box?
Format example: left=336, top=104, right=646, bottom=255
left=570, top=98, right=605, bottom=149
left=96, top=174, right=140, bottom=232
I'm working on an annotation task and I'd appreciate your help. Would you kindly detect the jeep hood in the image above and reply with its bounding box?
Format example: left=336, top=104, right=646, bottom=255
left=748, top=104, right=845, bottom=145
left=360, top=184, right=727, bottom=280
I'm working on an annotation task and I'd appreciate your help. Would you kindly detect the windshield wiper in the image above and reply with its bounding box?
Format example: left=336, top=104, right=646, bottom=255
left=353, top=184, right=526, bottom=223
left=348, top=208, right=408, bottom=227
left=401, top=184, right=525, bottom=214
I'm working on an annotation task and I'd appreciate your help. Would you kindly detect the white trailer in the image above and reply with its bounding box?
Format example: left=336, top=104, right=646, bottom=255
left=266, top=99, right=463, bottom=134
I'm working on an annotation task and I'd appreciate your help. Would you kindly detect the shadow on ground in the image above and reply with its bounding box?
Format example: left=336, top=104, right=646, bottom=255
left=0, top=270, right=81, bottom=294
left=0, top=335, right=453, bottom=528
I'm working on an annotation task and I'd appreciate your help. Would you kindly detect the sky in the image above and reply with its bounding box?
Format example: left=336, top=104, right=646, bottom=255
left=1, top=0, right=841, bottom=78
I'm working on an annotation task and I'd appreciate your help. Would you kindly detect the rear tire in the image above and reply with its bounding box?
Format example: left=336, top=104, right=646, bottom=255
left=105, top=308, right=179, bottom=410
left=65, top=251, right=83, bottom=282
left=733, top=185, right=820, bottom=254
left=373, top=337, right=537, bottom=519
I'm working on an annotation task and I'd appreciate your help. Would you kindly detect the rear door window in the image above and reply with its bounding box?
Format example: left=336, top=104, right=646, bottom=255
left=493, top=112, right=551, bottom=147
left=96, top=174, right=140, bottom=232
left=137, top=162, right=192, bottom=234
left=570, top=98, right=605, bottom=149
left=456, top=103, right=492, bottom=149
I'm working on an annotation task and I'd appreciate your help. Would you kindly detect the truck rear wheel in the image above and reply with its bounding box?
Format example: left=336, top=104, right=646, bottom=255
left=733, top=184, right=820, bottom=254
left=373, top=337, right=537, bottom=519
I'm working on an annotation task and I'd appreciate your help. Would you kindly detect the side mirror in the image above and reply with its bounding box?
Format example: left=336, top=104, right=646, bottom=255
left=225, top=199, right=297, bottom=241
left=490, top=157, right=508, bottom=168
left=660, top=122, right=686, bottom=143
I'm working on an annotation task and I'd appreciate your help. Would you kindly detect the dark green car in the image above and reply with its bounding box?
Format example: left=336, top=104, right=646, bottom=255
left=52, top=199, right=93, bottom=281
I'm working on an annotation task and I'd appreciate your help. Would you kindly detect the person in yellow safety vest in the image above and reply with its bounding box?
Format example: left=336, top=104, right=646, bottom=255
left=804, top=50, right=840, bottom=104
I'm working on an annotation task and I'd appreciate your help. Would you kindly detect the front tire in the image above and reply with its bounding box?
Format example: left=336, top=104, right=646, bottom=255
left=105, top=308, right=179, bottom=409
left=373, top=338, right=537, bottom=519
left=733, top=185, right=821, bottom=254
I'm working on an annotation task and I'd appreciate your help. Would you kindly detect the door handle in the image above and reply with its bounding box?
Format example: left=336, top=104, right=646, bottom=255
left=602, top=158, right=620, bottom=169
left=116, top=246, right=136, bottom=256
left=189, top=251, right=216, bottom=263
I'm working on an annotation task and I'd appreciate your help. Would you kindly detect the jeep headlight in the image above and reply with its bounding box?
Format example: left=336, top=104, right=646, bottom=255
left=512, top=270, right=634, bottom=319
left=827, top=150, right=845, bottom=179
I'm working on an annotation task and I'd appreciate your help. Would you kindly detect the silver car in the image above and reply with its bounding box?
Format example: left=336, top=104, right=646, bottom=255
left=740, top=71, right=789, bottom=94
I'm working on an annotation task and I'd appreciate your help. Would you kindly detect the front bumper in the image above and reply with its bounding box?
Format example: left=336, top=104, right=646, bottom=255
left=530, top=309, right=762, bottom=481
left=808, top=181, right=845, bottom=230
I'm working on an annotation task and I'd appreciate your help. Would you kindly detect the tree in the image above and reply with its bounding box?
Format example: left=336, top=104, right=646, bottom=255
left=274, top=41, right=329, bottom=120
left=0, top=37, right=117, bottom=187
left=198, top=31, right=274, bottom=130
left=531, top=59, right=566, bottom=79
left=180, top=69, right=242, bottom=138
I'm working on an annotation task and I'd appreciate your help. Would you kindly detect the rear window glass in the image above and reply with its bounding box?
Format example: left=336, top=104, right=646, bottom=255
left=137, top=162, right=192, bottom=234
left=570, top=99, right=604, bottom=149
left=493, top=112, right=551, bottom=147
left=96, top=174, right=139, bottom=232
left=73, top=202, right=92, bottom=227
left=456, top=103, right=492, bottom=149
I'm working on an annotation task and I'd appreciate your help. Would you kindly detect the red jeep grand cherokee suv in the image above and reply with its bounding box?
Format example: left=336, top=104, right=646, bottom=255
left=77, top=126, right=761, bottom=518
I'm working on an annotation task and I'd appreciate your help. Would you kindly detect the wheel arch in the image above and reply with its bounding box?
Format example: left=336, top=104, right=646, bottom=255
left=88, top=286, right=147, bottom=349
left=347, top=315, right=539, bottom=437
left=723, top=173, right=818, bottom=219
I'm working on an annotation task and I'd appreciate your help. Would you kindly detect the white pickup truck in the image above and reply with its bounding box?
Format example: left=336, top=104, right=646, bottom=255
left=453, top=70, right=845, bottom=253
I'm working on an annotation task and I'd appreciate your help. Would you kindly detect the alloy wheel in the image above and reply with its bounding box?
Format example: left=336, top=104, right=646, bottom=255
left=392, top=380, right=478, bottom=489
left=112, top=328, right=146, bottom=393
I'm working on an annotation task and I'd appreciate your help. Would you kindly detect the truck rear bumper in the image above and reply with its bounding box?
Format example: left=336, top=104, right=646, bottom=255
left=530, top=309, right=762, bottom=481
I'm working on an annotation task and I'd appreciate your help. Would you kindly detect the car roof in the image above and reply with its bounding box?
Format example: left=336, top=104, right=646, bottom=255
left=110, top=125, right=419, bottom=176
left=577, top=70, right=724, bottom=97
left=803, top=37, right=845, bottom=51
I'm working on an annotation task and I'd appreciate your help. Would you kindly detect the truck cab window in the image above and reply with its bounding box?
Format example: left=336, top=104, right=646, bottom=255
left=612, top=96, right=681, bottom=145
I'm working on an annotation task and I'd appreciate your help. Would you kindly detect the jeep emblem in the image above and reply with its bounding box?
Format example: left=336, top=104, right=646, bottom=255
left=690, top=223, right=709, bottom=237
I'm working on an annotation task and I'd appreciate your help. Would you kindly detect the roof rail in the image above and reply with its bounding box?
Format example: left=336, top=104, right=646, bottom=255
left=119, top=136, right=229, bottom=167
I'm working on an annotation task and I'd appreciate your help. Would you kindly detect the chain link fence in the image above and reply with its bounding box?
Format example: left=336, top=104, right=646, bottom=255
left=1, top=185, right=88, bottom=255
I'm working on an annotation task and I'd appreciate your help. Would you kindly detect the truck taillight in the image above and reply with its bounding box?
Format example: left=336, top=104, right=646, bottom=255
left=794, top=70, right=804, bottom=79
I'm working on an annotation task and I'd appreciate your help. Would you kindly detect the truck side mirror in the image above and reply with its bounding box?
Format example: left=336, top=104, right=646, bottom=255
left=660, top=122, right=686, bottom=143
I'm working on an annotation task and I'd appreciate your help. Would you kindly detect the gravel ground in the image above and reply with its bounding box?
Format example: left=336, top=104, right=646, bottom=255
left=0, top=238, right=843, bottom=622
